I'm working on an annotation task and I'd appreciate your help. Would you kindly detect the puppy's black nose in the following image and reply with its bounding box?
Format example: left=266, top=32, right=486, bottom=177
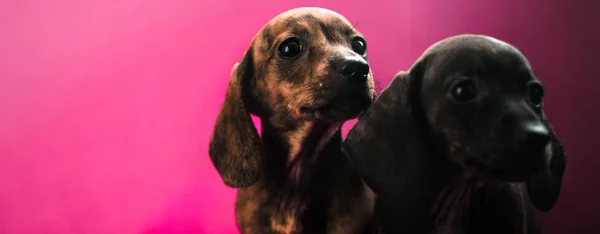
left=340, top=59, right=369, bottom=82
left=516, top=122, right=550, bottom=148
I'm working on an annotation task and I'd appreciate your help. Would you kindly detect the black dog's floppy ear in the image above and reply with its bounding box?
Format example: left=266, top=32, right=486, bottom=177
left=209, top=48, right=264, bottom=188
left=343, top=68, right=431, bottom=199
left=527, top=112, right=567, bottom=212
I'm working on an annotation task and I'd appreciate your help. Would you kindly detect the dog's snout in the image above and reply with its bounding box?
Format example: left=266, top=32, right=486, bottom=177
left=516, top=122, right=550, bottom=149
left=500, top=101, right=550, bottom=149
left=340, top=59, right=369, bottom=82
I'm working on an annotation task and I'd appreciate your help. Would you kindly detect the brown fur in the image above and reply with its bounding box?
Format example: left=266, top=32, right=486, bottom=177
left=343, top=34, right=567, bottom=234
left=209, top=7, right=376, bottom=234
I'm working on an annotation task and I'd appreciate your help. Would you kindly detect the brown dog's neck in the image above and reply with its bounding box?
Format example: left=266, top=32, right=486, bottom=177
left=258, top=119, right=352, bottom=208
left=260, top=119, right=343, bottom=167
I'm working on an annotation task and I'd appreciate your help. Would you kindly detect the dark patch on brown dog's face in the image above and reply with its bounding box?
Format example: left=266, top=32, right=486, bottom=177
left=419, top=36, right=551, bottom=182
left=249, top=8, right=375, bottom=128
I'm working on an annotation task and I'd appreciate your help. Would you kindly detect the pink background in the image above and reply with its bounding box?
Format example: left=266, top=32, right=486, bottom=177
left=1, top=0, right=598, bottom=233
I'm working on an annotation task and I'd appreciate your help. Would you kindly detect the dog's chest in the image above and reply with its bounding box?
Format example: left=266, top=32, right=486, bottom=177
left=265, top=202, right=370, bottom=234
left=235, top=186, right=373, bottom=234
left=269, top=209, right=303, bottom=234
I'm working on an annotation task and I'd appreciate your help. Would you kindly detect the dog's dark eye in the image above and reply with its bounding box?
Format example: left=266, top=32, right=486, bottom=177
left=451, top=80, right=477, bottom=103
left=528, top=83, right=544, bottom=108
left=278, top=38, right=304, bottom=58
left=351, top=37, right=367, bottom=56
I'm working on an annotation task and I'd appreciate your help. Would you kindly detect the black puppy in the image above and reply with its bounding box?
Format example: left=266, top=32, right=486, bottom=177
left=343, top=34, right=567, bottom=234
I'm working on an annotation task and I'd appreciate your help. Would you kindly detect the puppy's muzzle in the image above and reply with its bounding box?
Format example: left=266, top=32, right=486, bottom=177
left=311, top=56, right=372, bottom=122
left=499, top=112, right=550, bottom=152
left=340, top=58, right=370, bottom=83
left=491, top=111, right=551, bottom=181
left=515, top=121, right=550, bottom=150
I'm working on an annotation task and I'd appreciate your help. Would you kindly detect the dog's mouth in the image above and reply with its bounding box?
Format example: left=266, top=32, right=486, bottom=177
left=474, top=147, right=547, bottom=182
left=299, top=105, right=327, bottom=119
left=456, top=143, right=547, bottom=182
left=299, top=105, right=342, bottom=122
left=299, top=95, right=373, bottom=122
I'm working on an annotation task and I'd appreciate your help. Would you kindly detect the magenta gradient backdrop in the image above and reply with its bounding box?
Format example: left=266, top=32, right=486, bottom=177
left=1, top=0, right=598, bottom=233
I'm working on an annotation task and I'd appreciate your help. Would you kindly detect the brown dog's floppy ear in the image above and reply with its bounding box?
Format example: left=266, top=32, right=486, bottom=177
left=343, top=67, right=433, bottom=200
left=527, top=113, right=567, bottom=212
left=209, top=48, right=263, bottom=188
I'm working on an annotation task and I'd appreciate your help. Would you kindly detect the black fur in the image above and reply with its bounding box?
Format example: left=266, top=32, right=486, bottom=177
left=343, top=34, right=567, bottom=234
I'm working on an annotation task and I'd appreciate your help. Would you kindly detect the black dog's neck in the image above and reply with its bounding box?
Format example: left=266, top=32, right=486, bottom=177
left=375, top=173, right=487, bottom=234
left=372, top=122, right=486, bottom=234
left=419, top=144, right=489, bottom=234
left=259, top=119, right=351, bottom=210
left=424, top=136, right=492, bottom=234
left=430, top=176, right=487, bottom=234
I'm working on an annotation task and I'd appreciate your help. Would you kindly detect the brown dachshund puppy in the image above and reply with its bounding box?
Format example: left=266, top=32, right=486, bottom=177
left=209, top=7, right=376, bottom=234
left=343, top=35, right=567, bottom=234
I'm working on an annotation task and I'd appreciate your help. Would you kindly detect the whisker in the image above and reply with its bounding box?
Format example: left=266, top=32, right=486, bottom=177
left=374, top=80, right=385, bottom=95
left=351, top=21, right=364, bottom=30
